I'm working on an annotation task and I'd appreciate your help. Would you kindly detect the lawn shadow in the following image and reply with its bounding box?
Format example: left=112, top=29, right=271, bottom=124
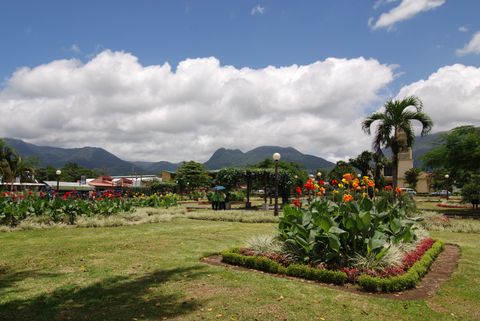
left=0, top=265, right=208, bottom=321
left=0, top=266, right=62, bottom=297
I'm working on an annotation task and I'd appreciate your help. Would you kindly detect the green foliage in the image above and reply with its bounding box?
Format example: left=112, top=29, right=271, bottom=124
left=0, top=193, right=178, bottom=227
left=404, top=167, right=421, bottom=189
left=328, top=161, right=356, bottom=181
left=357, top=241, right=444, bottom=292
left=278, top=196, right=419, bottom=266
left=423, top=126, right=480, bottom=187
left=348, top=151, right=373, bottom=177
left=221, top=249, right=347, bottom=285
left=175, top=161, right=210, bottom=191
left=362, top=95, right=433, bottom=187
left=461, top=178, right=480, bottom=206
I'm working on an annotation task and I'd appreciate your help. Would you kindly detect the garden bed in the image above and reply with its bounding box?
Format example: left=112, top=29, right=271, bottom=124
left=215, top=240, right=446, bottom=294
left=203, top=242, right=459, bottom=299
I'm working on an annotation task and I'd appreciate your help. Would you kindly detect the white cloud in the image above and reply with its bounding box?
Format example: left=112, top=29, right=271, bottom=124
left=251, top=4, right=265, bottom=15
left=371, top=0, right=445, bottom=30
left=458, top=26, right=468, bottom=32
left=397, top=64, right=480, bottom=132
left=0, top=50, right=395, bottom=163
left=456, top=31, right=480, bottom=56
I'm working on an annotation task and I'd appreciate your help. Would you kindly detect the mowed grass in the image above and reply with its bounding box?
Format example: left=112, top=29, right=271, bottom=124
left=0, top=217, right=479, bottom=320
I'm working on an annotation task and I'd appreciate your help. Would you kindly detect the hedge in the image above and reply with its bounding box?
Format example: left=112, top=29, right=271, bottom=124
left=221, top=248, right=347, bottom=285
left=221, top=240, right=444, bottom=292
left=357, top=240, right=444, bottom=292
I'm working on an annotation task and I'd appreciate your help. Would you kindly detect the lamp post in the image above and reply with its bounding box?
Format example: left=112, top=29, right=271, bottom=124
left=56, top=169, right=62, bottom=197
left=444, top=174, right=450, bottom=200
left=273, top=152, right=281, bottom=216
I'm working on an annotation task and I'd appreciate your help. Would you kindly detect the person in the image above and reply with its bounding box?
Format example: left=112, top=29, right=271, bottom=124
left=212, top=191, right=219, bottom=210
left=219, top=191, right=226, bottom=210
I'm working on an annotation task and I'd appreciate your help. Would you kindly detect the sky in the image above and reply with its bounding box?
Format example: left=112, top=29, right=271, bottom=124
left=0, top=0, right=479, bottom=163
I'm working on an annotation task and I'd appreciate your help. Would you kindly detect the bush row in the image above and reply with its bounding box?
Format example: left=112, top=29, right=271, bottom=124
left=221, top=248, right=347, bottom=285
left=356, top=240, right=444, bottom=292
left=221, top=240, right=444, bottom=292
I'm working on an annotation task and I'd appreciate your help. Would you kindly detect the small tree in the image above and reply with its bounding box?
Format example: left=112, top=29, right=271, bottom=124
left=349, top=151, right=373, bottom=177
left=461, top=178, right=480, bottom=209
left=404, top=168, right=421, bottom=190
left=175, top=161, right=210, bottom=194
left=328, top=161, right=356, bottom=181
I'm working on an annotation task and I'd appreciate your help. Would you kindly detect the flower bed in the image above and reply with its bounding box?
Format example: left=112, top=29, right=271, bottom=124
left=222, top=239, right=443, bottom=292
left=436, top=203, right=469, bottom=209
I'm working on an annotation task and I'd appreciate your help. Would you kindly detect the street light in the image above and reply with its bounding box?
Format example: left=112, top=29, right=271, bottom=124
left=273, top=152, right=281, bottom=216
left=444, top=174, right=450, bottom=200
left=56, top=169, right=62, bottom=196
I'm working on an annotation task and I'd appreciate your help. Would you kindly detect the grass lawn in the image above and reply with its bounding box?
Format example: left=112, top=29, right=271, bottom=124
left=1, top=217, right=479, bottom=320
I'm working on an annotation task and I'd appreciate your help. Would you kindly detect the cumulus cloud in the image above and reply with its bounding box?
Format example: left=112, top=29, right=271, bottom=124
left=397, top=64, right=480, bottom=132
left=251, top=4, right=265, bottom=15
left=456, top=31, right=480, bottom=56
left=371, top=0, right=445, bottom=30
left=0, top=50, right=395, bottom=163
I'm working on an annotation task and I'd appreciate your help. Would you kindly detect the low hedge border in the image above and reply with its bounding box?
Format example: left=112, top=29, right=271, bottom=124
left=221, top=248, right=347, bottom=285
left=357, top=240, right=444, bottom=292
left=221, top=240, right=444, bottom=292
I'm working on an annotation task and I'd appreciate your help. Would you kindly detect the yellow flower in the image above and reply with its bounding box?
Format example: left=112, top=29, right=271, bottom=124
left=338, top=183, right=344, bottom=188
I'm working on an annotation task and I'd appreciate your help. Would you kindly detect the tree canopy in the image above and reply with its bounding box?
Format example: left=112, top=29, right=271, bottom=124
left=362, top=95, right=433, bottom=187
left=422, top=126, right=480, bottom=184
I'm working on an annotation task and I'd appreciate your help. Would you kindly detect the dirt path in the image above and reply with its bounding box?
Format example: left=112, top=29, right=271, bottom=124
left=201, top=244, right=460, bottom=300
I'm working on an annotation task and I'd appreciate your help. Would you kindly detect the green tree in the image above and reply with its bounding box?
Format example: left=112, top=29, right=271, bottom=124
left=0, top=140, right=36, bottom=190
left=422, top=126, right=480, bottom=187
left=372, top=150, right=388, bottom=188
left=348, top=150, right=373, bottom=177
left=175, top=161, right=210, bottom=193
left=362, top=96, right=433, bottom=187
left=461, top=178, right=480, bottom=208
left=328, top=161, right=356, bottom=181
left=404, top=167, right=421, bottom=190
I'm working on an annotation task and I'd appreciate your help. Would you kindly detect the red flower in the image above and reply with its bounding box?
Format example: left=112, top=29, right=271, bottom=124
left=331, top=179, right=338, bottom=186
left=304, top=179, right=315, bottom=191
left=293, top=199, right=300, bottom=207
left=318, top=179, right=325, bottom=186
left=295, top=186, right=302, bottom=195
left=384, top=185, right=393, bottom=191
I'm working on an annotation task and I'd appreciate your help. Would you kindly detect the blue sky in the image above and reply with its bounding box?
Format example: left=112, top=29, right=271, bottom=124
left=0, top=1, right=479, bottom=162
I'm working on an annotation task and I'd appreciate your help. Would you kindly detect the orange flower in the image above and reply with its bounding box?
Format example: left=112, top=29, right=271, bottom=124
left=343, top=194, right=353, bottom=202
left=395, top=187, right=402, bottom=194
left=343, top=173, right=354, bottom=182
left=368, top=180, right=375, bottom=187
left=304, top=179, right=315, bottom=191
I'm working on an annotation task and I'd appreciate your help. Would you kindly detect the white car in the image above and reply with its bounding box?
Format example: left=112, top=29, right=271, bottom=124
left=400, top=187, right=417, bottom=196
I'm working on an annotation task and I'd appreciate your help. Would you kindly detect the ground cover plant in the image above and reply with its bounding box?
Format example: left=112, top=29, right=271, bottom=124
left=222, top=174, right=440, bottom=292
left=0, top=218, right=479, bottom=320
left=0, top=191, right=179, bottom=227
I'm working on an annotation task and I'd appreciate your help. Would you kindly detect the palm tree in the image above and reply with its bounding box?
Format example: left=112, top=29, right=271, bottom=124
left=362, top=96, right=433, bottom=188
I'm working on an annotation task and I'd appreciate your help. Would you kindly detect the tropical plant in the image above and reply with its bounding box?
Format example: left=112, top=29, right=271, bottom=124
left=349, top=150, right=373, bottom=177
left=404, top=168, right=421, bottom=190
left=278, top=195, right=419, bottom=267
left=174, top=161, right=210, bottom=193
left=362, top=96, right=433, bottom=187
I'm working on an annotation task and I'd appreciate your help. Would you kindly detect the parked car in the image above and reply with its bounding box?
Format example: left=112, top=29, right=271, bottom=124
left=430, top=190, right=448, bottom=196
left=399, top=187, right=417, bottom=196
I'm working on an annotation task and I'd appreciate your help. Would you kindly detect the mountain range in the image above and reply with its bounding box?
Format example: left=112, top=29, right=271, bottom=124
left=3, top=131, right=446, bottom=176
left=2, top=138, right=335, bottom=175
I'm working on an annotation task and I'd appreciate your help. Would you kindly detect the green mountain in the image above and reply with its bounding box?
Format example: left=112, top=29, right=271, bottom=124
left=204, top=146, right=335, bottom=172
left=3, top=138, right=140, bottom=176
left=131, top=161, right=181, bottom=174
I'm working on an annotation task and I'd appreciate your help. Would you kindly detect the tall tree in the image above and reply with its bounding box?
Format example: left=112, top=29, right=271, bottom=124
left=362, top=96, right=433, bottom=187
left=422, top=126, right=480, bottom=187
left=404, top=167, right=421, bottom=190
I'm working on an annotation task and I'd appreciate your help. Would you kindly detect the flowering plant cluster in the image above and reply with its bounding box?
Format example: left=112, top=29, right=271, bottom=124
left=0, top=191, right=179, bottom=227
left=292, top=173, right=381, bottom=208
